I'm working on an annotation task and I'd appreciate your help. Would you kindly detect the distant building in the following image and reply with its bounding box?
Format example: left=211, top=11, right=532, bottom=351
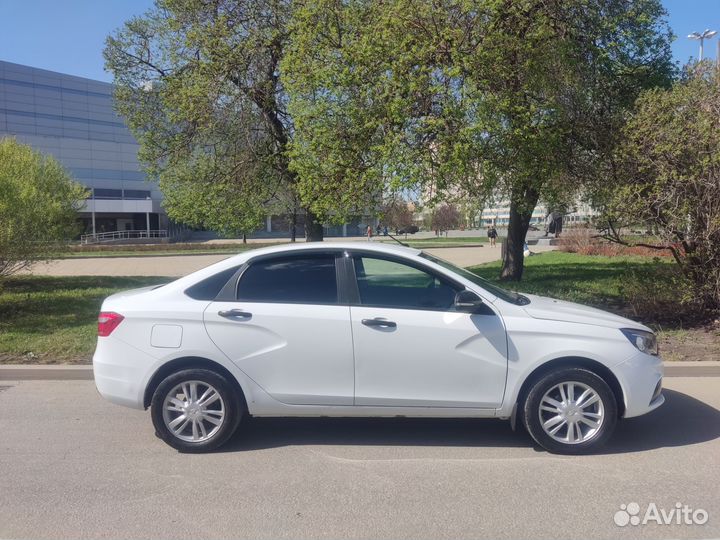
left=479, top=200, right=596, bottom=229
left=418, top=176, right=596, bottom=231
left=0, top=60, right=165, bottom=239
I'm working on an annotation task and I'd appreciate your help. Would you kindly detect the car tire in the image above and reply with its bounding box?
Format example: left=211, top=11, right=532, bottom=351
left=151, top=368, right=243, bottom=453
left=522, top=367, right=617, bottom=455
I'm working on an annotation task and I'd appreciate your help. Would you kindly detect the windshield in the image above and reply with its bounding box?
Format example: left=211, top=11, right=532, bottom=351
left=420, top=252, right=530, bottom=305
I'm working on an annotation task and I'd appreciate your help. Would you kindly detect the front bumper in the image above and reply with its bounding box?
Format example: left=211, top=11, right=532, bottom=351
left=613, top=352, right=664, bottom=418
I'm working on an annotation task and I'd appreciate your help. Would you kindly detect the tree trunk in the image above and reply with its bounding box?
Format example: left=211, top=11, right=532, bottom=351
left=500, top=187, right=539, bottom=281
left=305, top=208, right=324, bottom=242
left=290, top=210, right=297, bottom=243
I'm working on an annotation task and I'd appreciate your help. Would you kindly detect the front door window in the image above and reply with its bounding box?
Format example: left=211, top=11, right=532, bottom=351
left=353, top=255, right=458, bottom=310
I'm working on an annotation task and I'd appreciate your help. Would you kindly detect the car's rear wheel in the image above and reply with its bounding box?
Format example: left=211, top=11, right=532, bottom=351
left=523, top=367, right=617, bottom=454
left=151, top=368, right=242, bottom=452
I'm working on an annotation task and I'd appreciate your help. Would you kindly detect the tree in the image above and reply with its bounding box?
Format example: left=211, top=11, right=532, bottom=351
left=380, top=197, right=414, bottom=234
left=104, top=0, right=325, bottom=241
left=431, top=204, right=460, bottom=236
left=284, top=0, right=674, bottom=278
left=598, top=65, right=720, bottom=309
left=0, top=138, right=87, bottom=281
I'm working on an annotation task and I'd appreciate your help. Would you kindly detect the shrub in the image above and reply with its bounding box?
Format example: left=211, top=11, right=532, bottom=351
left=559, top=228, right=673, bottom=257
left=0, top=138, right=87, bottom=281
left=599, top=65, right=720, bottom=309
left=619, top=262, right=706, bottom=326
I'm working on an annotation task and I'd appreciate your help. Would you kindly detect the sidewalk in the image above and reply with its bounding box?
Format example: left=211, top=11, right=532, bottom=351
left=1, top=361, right=717, bottom=380
left=25, top=245, right=555, bottom=277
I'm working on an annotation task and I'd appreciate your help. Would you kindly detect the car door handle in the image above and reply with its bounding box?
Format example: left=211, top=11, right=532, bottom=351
left=361, top=318, right=397, bottom=328
left=218, top=309, right=252, bottom=319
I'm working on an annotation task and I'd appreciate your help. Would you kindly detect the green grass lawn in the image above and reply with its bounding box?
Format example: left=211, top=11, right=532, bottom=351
left=0, top=276, right=172, bottom=363
left=468, top=251, right=675, bottom=313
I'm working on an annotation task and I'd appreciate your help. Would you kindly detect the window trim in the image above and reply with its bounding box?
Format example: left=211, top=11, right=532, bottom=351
left=184, top=265, right=242, bottom=301
left=216, top=250, right=345, bottom=306
left=215, top=264, right=248, bottom=302
left=344, top=251, right=464, bottom=312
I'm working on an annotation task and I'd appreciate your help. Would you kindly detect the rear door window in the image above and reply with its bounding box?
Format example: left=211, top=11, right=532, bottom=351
left=237, top=254, right=338, bottom=304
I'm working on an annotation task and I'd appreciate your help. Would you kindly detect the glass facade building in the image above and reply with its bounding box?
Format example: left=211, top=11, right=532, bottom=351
left=0, top=60, right=164, bottom=235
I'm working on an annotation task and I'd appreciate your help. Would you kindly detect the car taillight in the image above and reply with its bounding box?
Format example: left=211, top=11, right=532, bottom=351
left=98, top=312, right=124, bottom=337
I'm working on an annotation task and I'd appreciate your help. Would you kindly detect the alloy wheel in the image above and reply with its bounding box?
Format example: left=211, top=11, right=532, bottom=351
left=161, top=380, right=226, bottom=443
left=538, top=381, right=605, bottom=444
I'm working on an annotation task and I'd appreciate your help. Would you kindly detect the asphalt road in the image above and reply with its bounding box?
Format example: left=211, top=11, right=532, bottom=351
left=1, top=377, right=719, bottom=540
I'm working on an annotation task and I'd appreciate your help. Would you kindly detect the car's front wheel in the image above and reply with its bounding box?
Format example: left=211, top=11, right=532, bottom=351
left=523, top=367, right=617, bottom=454
left=151, top=368, right=242, bottom=452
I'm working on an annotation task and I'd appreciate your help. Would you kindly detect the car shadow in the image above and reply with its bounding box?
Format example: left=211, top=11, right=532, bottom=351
left=601, top=388, right=720, bottom=454
left=218, top=389, right=720, bottom=454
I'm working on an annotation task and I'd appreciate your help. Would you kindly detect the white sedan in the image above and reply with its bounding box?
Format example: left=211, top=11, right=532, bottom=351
left=93, top=242, right=663, bottom=454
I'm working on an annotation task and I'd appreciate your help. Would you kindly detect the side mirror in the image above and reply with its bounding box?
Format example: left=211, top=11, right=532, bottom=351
left=454, top=290, right=484, bottom=313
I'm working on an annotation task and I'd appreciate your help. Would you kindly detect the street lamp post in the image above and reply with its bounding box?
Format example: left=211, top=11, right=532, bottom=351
left=688, top=29, right=717, bottom=61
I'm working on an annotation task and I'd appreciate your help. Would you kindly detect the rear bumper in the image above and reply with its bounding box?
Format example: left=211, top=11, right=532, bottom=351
left=613, top=352, right=664, bottom=418
left=93, top=337, right=156, bottom=410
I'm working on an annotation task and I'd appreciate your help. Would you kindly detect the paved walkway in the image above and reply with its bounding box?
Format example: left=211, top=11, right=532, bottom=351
left=25, top=245, right=556, bottom=277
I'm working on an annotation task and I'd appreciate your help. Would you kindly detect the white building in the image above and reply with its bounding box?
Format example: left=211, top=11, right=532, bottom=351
left=479, top=200, right=596, bottom=229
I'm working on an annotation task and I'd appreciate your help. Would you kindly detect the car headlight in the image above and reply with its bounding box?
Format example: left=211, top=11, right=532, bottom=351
left=620, top=328, right=658, bottom=356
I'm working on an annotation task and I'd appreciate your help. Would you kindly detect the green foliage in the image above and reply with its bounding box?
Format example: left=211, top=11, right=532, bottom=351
left=159, top=156, right=267, bottom=237
left=0, top=138, right=88, bottom=280
left=598, top=64, right=720, bottom=308
left=104, top=0, right=303, bottom=237
left=283, top=0, right=675, bottom=277
left=105, top=0, right=675, bottom=249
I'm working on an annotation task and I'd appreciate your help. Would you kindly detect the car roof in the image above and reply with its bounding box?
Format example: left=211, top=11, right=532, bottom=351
left=235, top=241, right=422, bottom=260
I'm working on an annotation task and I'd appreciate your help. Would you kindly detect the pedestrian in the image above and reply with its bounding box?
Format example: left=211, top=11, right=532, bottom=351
left=366, top=225, right=373, bottom=241
left=544, top=212, right=553, bottom=237
left=383, top=226, right=388, bottom=236
left=553, top=213, right=563, bottom=238
left=376, top=224, right=382, bottom=236
left=488, top=225, right=497, bottom=247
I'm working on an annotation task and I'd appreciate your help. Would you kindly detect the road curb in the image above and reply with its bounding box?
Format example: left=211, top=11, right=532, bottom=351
left=1, top=362, right=719, bottom=381
left=664, top=364, right=720, bottom=377
left=0, top=365, right=94, bottom=380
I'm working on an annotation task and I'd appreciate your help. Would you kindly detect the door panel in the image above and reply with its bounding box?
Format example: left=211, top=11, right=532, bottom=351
left=202, top=252, right=354, bottom=406
left=351, top=306, right=507, bottom=407
left=204, top=302, right=354, bottom=405
left=348, top=253, right=508, bottom=408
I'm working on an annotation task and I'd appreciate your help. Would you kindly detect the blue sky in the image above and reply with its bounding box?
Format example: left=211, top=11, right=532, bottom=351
left=0, top=0, right=718, bottom=82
